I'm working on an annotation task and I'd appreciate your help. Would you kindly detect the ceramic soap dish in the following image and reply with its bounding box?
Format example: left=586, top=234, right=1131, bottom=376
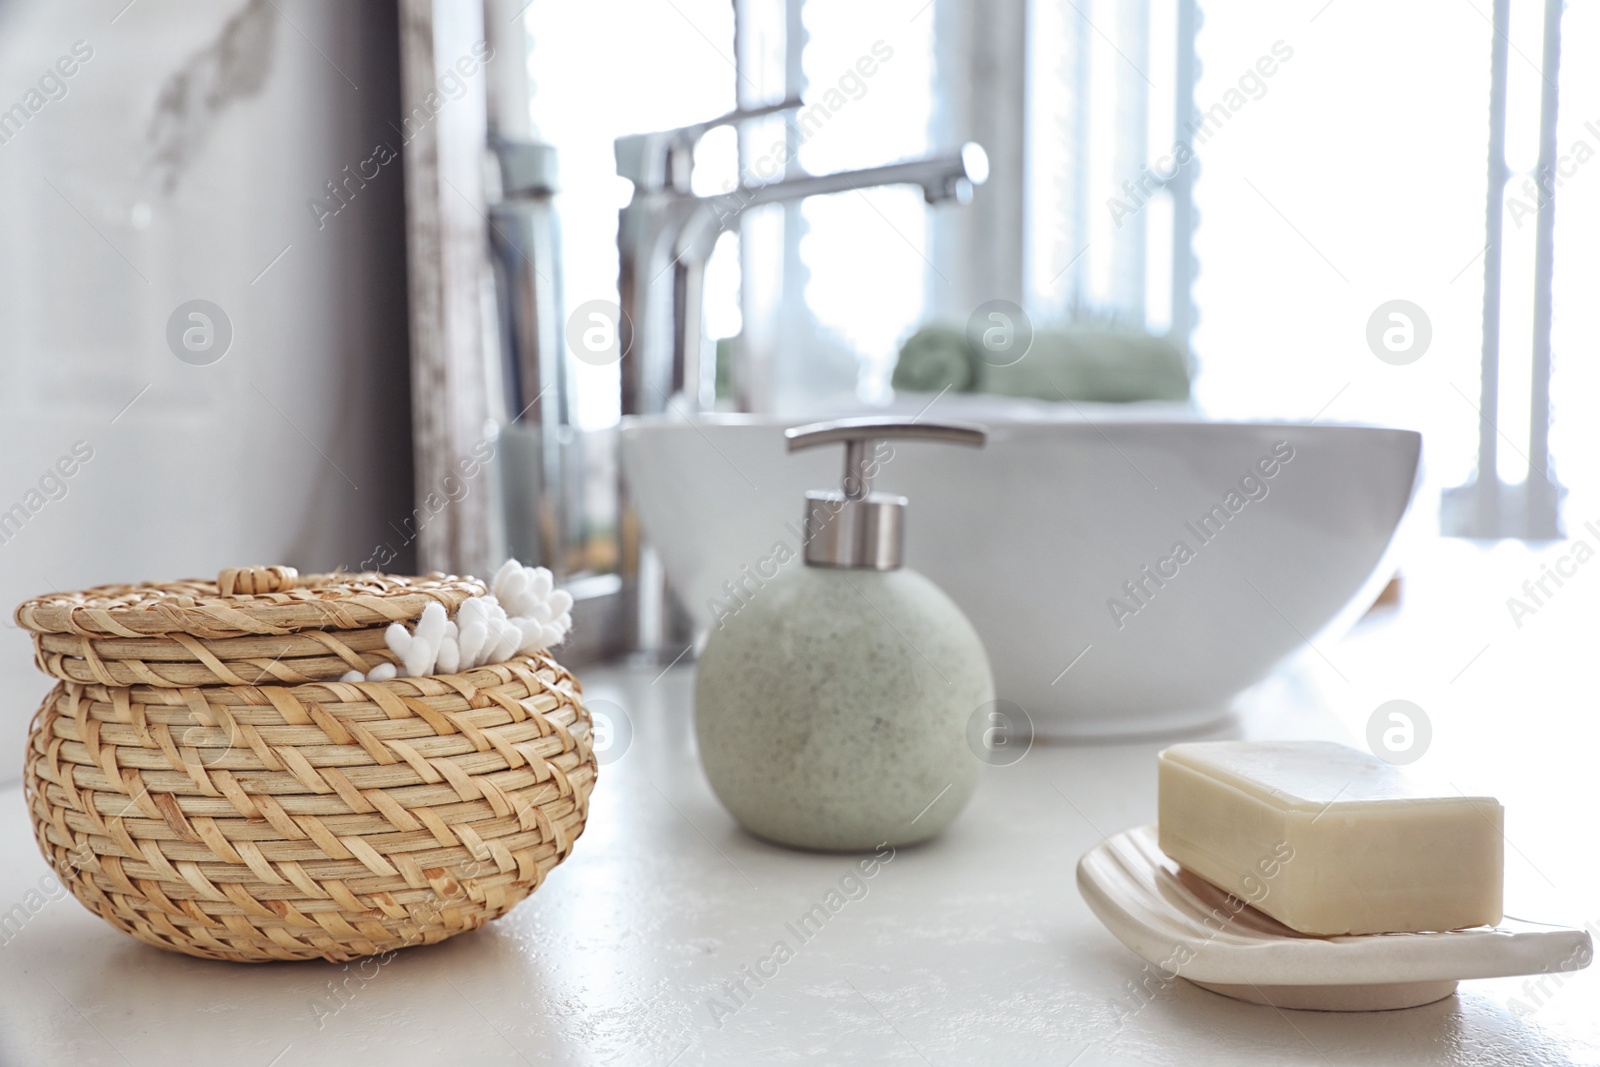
left=1077, top=824, right=1593, bottom=1011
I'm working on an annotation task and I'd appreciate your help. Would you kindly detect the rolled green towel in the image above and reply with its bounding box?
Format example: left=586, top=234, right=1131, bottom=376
left=981, top=327, right=1190, bottom=403
left=891, top=324, right=976, bottom=393
left=715, top=335, right=736, bottom=401
left=893, top=321, right=1190, bottom=404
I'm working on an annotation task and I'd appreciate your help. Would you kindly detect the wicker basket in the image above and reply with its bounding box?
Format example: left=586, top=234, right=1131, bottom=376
left=17, top=567, right=597, bottom=963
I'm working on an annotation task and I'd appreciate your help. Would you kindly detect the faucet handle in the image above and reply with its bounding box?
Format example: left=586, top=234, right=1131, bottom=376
left=616, top=96, right=802, bottom=190
left=666, top=96, right=803, bottom=150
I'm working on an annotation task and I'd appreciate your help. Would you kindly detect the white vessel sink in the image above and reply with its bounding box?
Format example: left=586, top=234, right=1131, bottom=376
left=621, top=405, right=1421, bottom=738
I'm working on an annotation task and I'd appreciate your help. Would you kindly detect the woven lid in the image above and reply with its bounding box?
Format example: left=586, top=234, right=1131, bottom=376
left=15, top=566, right=487, bottom=640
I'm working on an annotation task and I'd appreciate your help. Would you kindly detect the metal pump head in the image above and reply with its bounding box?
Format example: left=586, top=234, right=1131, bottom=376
left=784, top=417, right=987, bottom=570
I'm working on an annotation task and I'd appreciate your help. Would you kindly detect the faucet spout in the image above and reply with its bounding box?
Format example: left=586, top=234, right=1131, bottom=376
left=738, top=142, right=988, bottom=212
left=687, top=143, right=989, bottom=256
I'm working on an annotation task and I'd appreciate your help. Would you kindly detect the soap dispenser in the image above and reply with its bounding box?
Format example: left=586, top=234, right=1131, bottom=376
left=694, top=417, right=995, bottom=851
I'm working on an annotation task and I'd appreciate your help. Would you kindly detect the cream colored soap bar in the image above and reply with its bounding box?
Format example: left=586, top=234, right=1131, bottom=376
left=1158, top=741, right=1503, bottom=936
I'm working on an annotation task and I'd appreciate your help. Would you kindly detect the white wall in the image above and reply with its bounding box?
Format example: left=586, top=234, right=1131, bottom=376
left=0, top=0, right=414, bottom=785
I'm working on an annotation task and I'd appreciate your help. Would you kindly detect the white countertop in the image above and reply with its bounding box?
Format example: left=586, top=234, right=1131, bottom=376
left=2, top=541, right=1597, bottom=1066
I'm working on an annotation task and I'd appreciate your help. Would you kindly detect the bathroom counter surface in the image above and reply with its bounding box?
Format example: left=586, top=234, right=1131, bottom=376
left=1, top=541, right=1596, bottom=1065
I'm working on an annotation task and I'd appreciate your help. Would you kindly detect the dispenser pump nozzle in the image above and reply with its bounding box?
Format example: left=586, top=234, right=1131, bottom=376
left=784, top=417, right=987, bottom=570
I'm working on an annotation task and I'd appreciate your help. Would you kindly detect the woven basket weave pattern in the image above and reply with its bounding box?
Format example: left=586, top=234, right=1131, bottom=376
left=32, top=627, right=402, bottom=688
left=18, top=573, right=486, bottom=639
left=18, top=574, right=596, bottom=963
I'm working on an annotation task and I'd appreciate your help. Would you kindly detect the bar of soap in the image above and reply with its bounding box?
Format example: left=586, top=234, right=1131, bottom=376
left=1157, top=741, right=1503, bottom=936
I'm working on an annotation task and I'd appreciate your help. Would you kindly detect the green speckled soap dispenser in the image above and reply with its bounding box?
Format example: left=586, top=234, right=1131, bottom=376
left=694, top=417, right=994, bottom=851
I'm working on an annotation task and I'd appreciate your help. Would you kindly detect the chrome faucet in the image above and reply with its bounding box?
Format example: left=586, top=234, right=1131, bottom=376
left=613, top=103, right=988, bottom=653
left=616, top=103, right=987, bottom=416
